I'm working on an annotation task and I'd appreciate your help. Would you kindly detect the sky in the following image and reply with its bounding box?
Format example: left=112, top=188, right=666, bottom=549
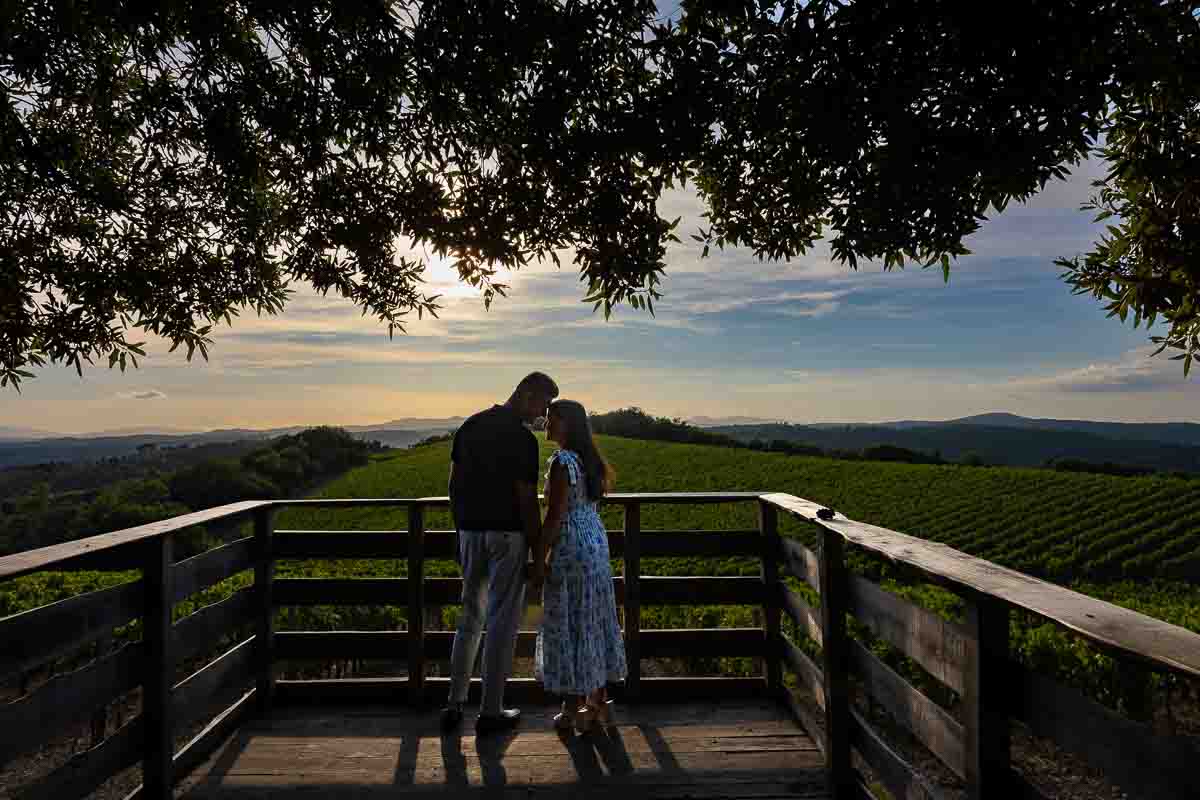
left=3, top=150, right=1197, bottom=435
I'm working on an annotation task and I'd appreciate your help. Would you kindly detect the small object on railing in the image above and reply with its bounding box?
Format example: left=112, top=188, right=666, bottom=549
left=816, top=507, right=836, bottom=521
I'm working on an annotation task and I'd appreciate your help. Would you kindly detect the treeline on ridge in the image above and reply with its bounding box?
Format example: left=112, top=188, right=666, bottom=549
left=0, top=427, right=379, bottom=557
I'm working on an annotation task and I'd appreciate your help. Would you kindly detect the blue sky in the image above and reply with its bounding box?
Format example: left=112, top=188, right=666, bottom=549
left=3, top=152, right=1197, bottom=434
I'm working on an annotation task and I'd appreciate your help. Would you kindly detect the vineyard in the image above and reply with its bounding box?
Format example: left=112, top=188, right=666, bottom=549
left=3, top=435, right=1199, bottom=705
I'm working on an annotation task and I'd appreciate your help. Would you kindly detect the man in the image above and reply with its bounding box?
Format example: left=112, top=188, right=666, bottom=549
left=442, top=372, right=558, bottom=734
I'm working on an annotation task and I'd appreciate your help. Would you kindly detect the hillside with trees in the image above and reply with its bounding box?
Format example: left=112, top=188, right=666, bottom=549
left=0, top=427, right=378, bottom=557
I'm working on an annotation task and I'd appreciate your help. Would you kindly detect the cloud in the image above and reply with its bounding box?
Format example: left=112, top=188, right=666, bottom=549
left=118, top=389, right=167, bottom=400
left=1002, top=349, right=1198, bottom=394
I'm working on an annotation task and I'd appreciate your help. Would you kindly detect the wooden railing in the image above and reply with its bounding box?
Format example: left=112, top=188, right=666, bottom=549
left=1, top=492, right=1198, bottom=800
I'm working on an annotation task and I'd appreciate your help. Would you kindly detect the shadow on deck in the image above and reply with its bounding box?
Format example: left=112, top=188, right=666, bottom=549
left=176, top=700, right=827, bottom=799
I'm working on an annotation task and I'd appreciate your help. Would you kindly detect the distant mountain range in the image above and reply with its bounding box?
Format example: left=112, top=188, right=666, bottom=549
left=6, top=412, right=1200, bottom=474
left=711, top=413, right=1200, bottom=473
left=0, top=418, right=464, bottom=469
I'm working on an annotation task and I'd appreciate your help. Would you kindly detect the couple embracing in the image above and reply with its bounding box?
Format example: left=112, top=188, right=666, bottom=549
left=441, top=372, right=627, bottom=735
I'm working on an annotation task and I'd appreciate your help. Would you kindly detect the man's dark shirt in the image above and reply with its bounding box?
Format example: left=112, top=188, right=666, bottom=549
left=451, top=405, right=538, bottom=531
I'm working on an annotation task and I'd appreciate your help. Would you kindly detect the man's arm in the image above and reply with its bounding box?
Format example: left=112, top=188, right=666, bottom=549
left=516, top=479, right=542, bottom=581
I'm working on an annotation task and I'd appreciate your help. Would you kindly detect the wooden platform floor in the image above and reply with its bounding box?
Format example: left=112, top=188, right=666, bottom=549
left=178, top=700, right=828, bottom=799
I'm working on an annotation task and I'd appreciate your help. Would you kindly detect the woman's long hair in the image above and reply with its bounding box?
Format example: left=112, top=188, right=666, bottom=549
left=549, top=399, right=614, bottom=501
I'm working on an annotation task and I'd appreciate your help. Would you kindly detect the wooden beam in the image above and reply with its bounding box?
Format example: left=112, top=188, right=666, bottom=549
left=847, top=574, right=969, bottom=695
left=1012, top=661, right=1196, bottom=799
left=777, top=633, right=825, bottom=709
left=407, top=503, right=426, bottom=705
left=17, top=715, right=143, bottom=800
left=780, top=537, right=821, bottom=591
left=761, top=493, right=1200, bottom=679
left=0, top=579, right=142, bottom=682
left=141, top=534, right=173, bottom=800
left=273, top=676, right=768, bottom=706
left=760, top=500, right=782, bottom=693
left=273, top=575, right=763, bottom=608
left=779, top=584, right=823, bottom=647
left=170, top=637, right=256, bottom=731
left=962, top=594, right=1010, bottom=798
left=171, top=537, right=254, bottom=603
left=275, top=628, right=766, bottom=662
left=0, top=501, right=268, bottom=582
left=123, top=689, right=258, bottom=800
left=171, top=588, right=254, bottom=663
left=776, top=685, right=827, bottom=756
left=623, top=502, right=642, bottom=700
left=849, top=708, right=946, bottom=800
left=254, top=508, right=275, bottom=714
left=847, top=639, right=965, bottom=779
left=819, top=525, right=854, bottom=799
left=0, top=641, right=142, bottom=766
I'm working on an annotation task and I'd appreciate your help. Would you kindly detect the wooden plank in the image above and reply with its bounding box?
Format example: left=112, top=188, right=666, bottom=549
left=779, top=584, right=823, bottom=646
left=962, top=594, right=1010, bottom=798
left=171, top=637, right=256, bottom=731
left=142, top=534, right=173, bottom=800
left=762, top=492, right=1200, bottom=679
left=777, top=633, right=825, bottom=709
left=847, top=574, right=969, bottom=694
left=272, top=497, right=449, bottom=509
left=124, top=689, right=258, bottom=800
left=274, top=530, right=410, bottom=559
left=624, top=502, right=642, bottom=700
left=16, top=715, right=143, bottom=800
left=275, top=628, right=765, bottom=662
left=171, top=589, right=255, bottom=663
left=1012, top=661, right=1196, bottom=799
left=847, top=639, right=965, bottom=779
left=274, top=576, right=763, bottom=608
left=0, top=500, right=268, bottom=581
left=639, top=576, right=764, bottom=606
left=272, top=676, right=769, bottom=706
left=0, top=579, right=142, bottom=681
left=637, top=530, right=762, bottom=557
left=849, top=708, right=945, bottom=800
left=171, top=536, right=255, bottom=603
left=407, top=504, right=426, bottom=704
left=0, top=641, right=143, bottom=765
left=819, top=525, right=854, bottom=798
left=760, top=501, right=782, bottom=692
left=776, top=685, right=827, bottom=756
left=254, top=508, right=275, bottom=713
left=641, top=628, right=766, bottom=658
left=274, top=577, right=410, bottom=605
left=781, top=536, right=821, bottom=591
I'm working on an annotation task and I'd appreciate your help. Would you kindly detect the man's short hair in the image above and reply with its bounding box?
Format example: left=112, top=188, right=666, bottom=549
left=516, top=371, right=559, bottom=399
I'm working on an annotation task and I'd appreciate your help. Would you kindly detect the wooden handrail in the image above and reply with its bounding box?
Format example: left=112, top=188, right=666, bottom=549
left=760, top=492, right=1200, bottom=680
left=5, top=490, right=1200, bottom=800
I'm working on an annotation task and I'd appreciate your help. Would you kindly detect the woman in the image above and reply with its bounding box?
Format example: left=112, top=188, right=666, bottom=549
left=535, top=399, right=627, bottom=732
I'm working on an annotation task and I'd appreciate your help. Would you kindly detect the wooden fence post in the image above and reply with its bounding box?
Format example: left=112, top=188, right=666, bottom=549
left=408, top=503, right=426, bottom=705
left=759, top=500, right=782, bottom=693
left=142, top=533, right=174, bottom=799
left=818, top=526, right=853, bottom=798
left=624, top=501, right=642, bottom=701
left=963, top=593, right=1011, bottom=799
left=255, top=507, right=275, bottom=713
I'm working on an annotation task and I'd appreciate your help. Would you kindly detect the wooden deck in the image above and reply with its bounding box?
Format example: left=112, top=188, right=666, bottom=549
left=176, top=700, right=828, bottom=799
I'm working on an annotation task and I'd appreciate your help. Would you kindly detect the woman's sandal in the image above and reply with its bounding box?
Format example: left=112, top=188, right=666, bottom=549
left=553, top=701, right=579, bottom=731
left=574, top=700, right=616, bottom=733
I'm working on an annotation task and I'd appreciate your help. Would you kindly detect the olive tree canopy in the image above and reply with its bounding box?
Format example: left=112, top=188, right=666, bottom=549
left=2, top=0, right=1197, bottom=388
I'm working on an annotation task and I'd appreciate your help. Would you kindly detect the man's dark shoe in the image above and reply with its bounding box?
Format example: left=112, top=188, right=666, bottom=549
left=440, top=704, right=464, bottom=732
left=475, top=708, right=521, bottom=735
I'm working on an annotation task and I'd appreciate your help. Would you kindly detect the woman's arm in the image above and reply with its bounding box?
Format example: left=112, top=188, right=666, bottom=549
left=538, top=460, right=569, bottom=567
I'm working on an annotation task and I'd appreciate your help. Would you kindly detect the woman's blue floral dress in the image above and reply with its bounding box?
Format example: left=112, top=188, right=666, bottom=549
left=535, top=449, right=627, bottom=695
